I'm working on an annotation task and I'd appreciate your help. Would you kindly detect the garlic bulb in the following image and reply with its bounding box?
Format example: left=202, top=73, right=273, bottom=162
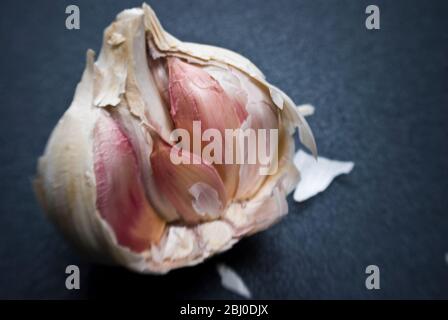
left=34, top=3, right=317, bottom=273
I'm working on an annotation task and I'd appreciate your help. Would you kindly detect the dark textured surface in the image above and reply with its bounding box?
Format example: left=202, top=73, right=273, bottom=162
left=0, top=0, right=447, bottom=299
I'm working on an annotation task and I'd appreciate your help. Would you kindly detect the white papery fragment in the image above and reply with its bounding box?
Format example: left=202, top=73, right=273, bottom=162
left=198, top=221, right=234, bottom=252
left=160, top=227, right=196, bottom=261
left=189, top=182, right=222, bottom=218
left=293, top=150, right=354, bottom=202
left=296, top=104, right=315, bottom=117
left=216, top=263, right=252, bottom=299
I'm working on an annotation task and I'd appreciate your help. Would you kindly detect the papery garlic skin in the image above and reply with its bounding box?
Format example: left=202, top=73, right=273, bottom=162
left=34, top=4, right=316, bottom=273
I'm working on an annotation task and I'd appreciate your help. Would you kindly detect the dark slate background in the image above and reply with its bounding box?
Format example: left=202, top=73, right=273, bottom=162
left=0, top=0, right=447, bottom=299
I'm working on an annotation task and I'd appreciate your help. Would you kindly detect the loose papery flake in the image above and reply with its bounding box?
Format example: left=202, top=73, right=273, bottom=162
left=293, top=150, right=354, bottom=202
left=216, top=263, right=252, bottom=299
left=296, top=104, right=315, bottom=117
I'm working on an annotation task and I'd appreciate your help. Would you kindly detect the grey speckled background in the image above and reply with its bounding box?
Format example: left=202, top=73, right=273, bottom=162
left=0, top=0, right=447, bottom=299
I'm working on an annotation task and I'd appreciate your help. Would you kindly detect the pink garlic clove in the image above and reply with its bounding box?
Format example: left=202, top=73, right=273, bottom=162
left=93, top=113, right=165, bottom=252
left=167, top=57, right=244, bottom=198
left=150, top=136, right=228, bottom=224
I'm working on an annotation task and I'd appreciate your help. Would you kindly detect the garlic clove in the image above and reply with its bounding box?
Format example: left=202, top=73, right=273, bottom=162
left=167, top=57, right=242, bottom=197
left=235, top=106, right=279, bottom=200
left=205, top=66, right=280, bottom=199
left=150, top=136, right=227, bottom=224
left=93, top=112, right=166, bottom=252
left=110, top=106, right=179, bottom=222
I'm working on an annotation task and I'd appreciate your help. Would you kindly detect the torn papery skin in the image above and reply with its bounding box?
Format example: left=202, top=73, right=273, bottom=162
left=34, top=4, right=316, bottom=274
left=217, top=264, right=252, bottom=299
left=293, top=150, right=354, bottom=202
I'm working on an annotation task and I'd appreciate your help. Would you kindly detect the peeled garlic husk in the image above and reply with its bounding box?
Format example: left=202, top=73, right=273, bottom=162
left=34, top=3, right=317, bottom=273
